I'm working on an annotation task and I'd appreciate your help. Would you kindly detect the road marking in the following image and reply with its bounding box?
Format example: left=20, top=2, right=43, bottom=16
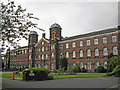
left=106, top=83, right=120, bottom=90
left=97, top=77, right=108, bottom=80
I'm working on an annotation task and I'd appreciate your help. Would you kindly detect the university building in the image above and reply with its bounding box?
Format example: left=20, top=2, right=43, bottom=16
left=4, top=23, right=120, bottom=72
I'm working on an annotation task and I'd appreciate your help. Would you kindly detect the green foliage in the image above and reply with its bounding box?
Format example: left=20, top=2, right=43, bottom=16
left=71, top=65, right=81, bottom=73
left=0, top=0, right=44, bottom=50
left=57, top=68, right=65, bottom=75
left=22, top=68, right=49, bottom=81
left=52, top=69, right=57, bottom=73
left=81, top=68, right=87, bottom=73
left=107, top=65, right=120, bottom=77
left=96, top=66, right=106, bottom=73
left=59, top=57, right=68, bottom=70
left=107, top=56, right=120, bottom=72
left=47, top=74, right=54, bottom=80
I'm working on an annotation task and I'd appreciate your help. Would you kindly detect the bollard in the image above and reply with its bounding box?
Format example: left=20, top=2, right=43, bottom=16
left=12, top=72, right=15, bottom=80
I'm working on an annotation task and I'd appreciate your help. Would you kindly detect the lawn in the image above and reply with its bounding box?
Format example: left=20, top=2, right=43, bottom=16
left=49, top=73, right=107, bottom=79
left=1, top=73, right=106, bottom=79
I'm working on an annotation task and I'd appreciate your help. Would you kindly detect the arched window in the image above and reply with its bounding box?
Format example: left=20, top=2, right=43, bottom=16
left=73, top=51, right=76, bottom=58
left=87, top=49, right=91, bottom=57
left=104, top=61, right=107, bottom=69
left=113, top=46, right=118, bottom=55
left=66, top=52, right=69, bottom=58
left=103, top=47, right=108, bottom=56
left=95, top=49, right=99, bottom=56
left=87, top=62, right=91, bottom=70
left=80, top=62, right=83, bottom=69
left=80, top=50, right=83, bottom=57
left=95, top=61, right=99, bottom=68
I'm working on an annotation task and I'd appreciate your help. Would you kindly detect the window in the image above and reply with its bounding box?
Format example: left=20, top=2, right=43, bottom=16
left=72, top=42, right=76, bottom=48
left=25, top=50, right=27, bottom=54
left=87, top=62, right=91, bottom=70
left=87, top=49, right=91, bottom=57
left=42, top=42, right=44, bottom=45
left=94, top=39, right=98, bottom=45
left=87, top=40, right=90, bottom=46
left=29, top=55, right=31, bottom=60
left=38, top=48, right=40, bottom=52
left=95, top=49, right=99, bottom=56
left=104, top=61, right=107, bottom=69
left=51, top=63, right=54, bottom=70
left=42, top=47, right=44, bottom=52
left=59, top=44, right=63, bottom=49
left=46, top=47, right=48, bottom=51
left=103, top=37, right=107, bottom=44
left=72, top=51, right=76, bottom=58
left=42, top=54, right=44, bottom=59
left=95, top=61, right=99, bottom=68
left=45, top=64, right=48, bottom=69
left=80, top=50, right=83, bottom=57
left=73, top=63, right=76, bottom=66
left=60, top=53, right=63, bottom=58
left=66, top=43, right=69, bottom=49
left=22, top=50, right=24, bottom=54
left=38, top=55, right=40, bottom=59
left=103, top=47, right=108, bottom=56
left=45, top=54, right=48, bottom=59
left=112, top=36, right=116, bottom=42
left=52, top=53, right=54, bottom=58
left=80, top=62, right=83, bottom=69
left=113, top=46, right=118, bottom=55
left=66, top=52, right=69, bottom=58
left=80, top=41, right=83, bottom=47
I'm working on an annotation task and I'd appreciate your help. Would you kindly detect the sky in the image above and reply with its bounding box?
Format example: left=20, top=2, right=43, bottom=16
left=1, top=0, right=119, bottom=48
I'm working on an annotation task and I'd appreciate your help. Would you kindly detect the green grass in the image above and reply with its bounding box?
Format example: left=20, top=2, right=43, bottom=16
left=49, top=73, right=106, bottom=79
left=2, top=74, right=22, bottom=78
left=1, top=73, right=106, bottom=79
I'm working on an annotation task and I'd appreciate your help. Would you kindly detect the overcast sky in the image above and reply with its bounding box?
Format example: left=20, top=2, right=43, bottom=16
left=2, top=0, right=119, bottom=47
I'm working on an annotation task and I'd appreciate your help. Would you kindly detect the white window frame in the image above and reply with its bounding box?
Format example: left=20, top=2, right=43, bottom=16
left=112, top=36, right=116, bottom=42
left=80, top=50, right=83, bottom=57
left=95, top=49, right=99, bottom=56
left=42, top=47, right=44, bottom=52
left=42, top=42, right=44, bottom=45
left=87, top=49, right=91, bottom=57
left=103, top=37, right=107, bottom=44
left=45, top=54, right=48, bottom=59
left=113, top=46, right=118, bottom=55
left=42, top=54, right=44, bottom=59
left=94, top=39, right=98, bottom=45
left=66, top=43, right=69, bottom=49
left=73, top=51, right=76, bottom=58
left=52, top=53, right=54, bottom=58
left=80, top=41, right=83, bottom=47
left=103, top=47, right=108, bottom=56
left=66, top=52, right=69, bottom=58
left=72, top=42, right=76, bottom=48
left=87, top=40, right=90, bottom=46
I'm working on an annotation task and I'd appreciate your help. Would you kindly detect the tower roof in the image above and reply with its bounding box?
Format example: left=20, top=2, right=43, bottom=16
left=29, top=31, right=38, bottom=35
left=50, top=23, right=61, bottom=29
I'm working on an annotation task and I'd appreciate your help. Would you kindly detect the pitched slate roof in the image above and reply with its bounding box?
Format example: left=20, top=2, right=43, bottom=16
left=61, top=28, right=118, bottom=41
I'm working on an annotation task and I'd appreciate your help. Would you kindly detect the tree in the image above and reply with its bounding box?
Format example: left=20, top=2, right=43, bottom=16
left=0, top=0, right=44, bottom=50
left=60, top=57, right=68, bottom=70
left=107, top=56, right=120, bottom=72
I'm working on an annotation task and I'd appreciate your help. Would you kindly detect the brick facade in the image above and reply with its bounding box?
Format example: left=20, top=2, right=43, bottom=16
left=5, top=23, right=120, bottom=72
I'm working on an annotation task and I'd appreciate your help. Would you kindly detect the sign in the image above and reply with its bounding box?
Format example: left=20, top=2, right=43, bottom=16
left=29, top=70, right=35, bottom=76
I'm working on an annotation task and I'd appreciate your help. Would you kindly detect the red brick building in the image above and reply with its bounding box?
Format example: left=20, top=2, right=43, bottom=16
left=5, top=23, right=120, bottom=72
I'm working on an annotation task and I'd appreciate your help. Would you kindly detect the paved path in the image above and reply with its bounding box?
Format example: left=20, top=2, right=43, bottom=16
left=2, top=77, right=120, bottom=89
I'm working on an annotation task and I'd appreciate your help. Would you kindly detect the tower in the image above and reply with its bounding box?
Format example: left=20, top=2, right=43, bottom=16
left=49, top=23, right=62, bottom=40
left=28, top=31, right=38, bottom=68
left=28, top=31, right=38, bottom=46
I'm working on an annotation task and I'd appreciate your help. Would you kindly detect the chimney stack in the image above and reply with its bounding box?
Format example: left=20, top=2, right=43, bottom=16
left=42, top=33, right=46, bottom=38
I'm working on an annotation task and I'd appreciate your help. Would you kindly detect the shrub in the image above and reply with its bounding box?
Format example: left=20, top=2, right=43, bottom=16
left=22, top=68, right=49, bottom=81
left=81, top=68, right=87, bottom=73
left=96, top=66, right=106, bottom=73
left=57, top=68, right=65, bottom=75
left=71, top=65, right=81, bottom=73
left=47, top=75, right=54, bottom=80
left=52, top=70, right=57, bottom=73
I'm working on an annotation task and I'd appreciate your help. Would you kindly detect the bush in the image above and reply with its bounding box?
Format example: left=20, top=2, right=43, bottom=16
left=71, top=65, right=81, bottom=73
left=81, top=68, right=87, bottom=73
left=57, top=68, right=65, bottom=75
left=96, top=66, right=106, bottom=73
left=22, top=68, right=49, bottom=81
left=52, top=70, right=57, bottom=73
left=47, top=75, right=54, bottom=80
